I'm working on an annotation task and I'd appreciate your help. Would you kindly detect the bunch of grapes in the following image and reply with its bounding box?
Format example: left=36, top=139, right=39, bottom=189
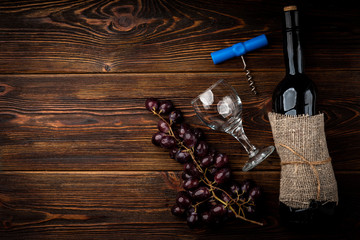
left=145, top=98, right=263, bottom=228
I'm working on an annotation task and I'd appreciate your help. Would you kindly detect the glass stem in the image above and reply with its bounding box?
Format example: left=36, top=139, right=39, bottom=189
left=228, top=122, right=258, bottom=158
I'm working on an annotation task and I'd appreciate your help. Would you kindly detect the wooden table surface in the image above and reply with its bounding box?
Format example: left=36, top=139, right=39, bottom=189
left=0, top=0, right=359, bottom=239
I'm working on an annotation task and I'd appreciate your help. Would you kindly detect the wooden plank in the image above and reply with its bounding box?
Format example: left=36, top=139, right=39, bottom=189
left=0, top=72, right=359, bottom=171
left=0, top=0, right=359, bottom=73
left=0, top=171, right=359, bottom=239
left=0, top=1, right=358, bottom=240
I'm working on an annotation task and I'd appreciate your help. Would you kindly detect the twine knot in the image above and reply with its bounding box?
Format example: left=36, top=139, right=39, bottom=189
left=279, top=143, right=332, bottom=200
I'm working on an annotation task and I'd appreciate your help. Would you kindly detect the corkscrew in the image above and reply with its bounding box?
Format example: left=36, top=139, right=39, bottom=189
left=211, top=34, right=268, bottom=95
left=240, top=55, right=257, bottom=95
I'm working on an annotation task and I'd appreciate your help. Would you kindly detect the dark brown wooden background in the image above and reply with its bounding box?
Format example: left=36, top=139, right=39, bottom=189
left=0, top=0, right=359, bottom=239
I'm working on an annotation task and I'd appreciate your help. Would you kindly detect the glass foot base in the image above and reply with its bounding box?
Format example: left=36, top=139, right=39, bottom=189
left=242, top=146, right=275, bottom=172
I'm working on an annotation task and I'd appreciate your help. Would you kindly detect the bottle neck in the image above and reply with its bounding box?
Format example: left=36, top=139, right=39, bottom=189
left=283, top=7, right=304, bottom=75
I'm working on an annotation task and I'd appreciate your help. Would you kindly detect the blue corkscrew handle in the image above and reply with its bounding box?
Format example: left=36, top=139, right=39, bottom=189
left=211, top=34, right=268, bottom=64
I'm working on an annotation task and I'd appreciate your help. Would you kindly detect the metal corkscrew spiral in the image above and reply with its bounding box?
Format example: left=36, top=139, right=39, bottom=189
left=241, top=56, right=257, bottom=95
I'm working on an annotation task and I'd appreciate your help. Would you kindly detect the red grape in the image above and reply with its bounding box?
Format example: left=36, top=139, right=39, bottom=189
left=186, top=206, right=196, bottom=216
left=248, top=186, right=262, bottom=201
left=183, top=130, right=198, bottom=148
left=183, top=178, right=200, bottom=190
left=171, top=205, right=185, bottom=217
left=210, top=204, right=227, bottom=217
left=160, top=136, right=176, bottom=149
left=152, top=132, right=166, bottom=146
left=169, top=148, right=178, bottom=159
left=199, top=155, right=214, bottom=168
left=240, top=179, right=253, bottom=193
left=246, top=205, right=256, bottom=214
left=182, top=172, right=192, bottom=180
left=206, top=199, right=217, bottom=208
left=158, top=100, right=173, bottom=114
left=175, top=150, right=191, bottom=164
left=214, top=153, right=229, bottom=168
left=201, top=211, right=212, bottom=224
left=176, top=191, right=192, bottom=209
left=177, top=123, right=190, bottom=139
left=214, top=168, right=231, bottom=184
left=187, top=212, right=200, bottom=228
left=157, top=119, right=170, bottom=133
left=169, top=110, right=183, bottom=123
left=195, top=141, right=209, bottom=157
left=145, top=98, right=159, bottom=112
left=192, top=186, right=211, bottom=201
left=184, top=162, right=201, bottom=178
left=229, top=181, right=241, bottom=196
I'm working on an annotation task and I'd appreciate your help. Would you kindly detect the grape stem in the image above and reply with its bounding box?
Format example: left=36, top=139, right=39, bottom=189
left=193, top=197, right=212, bottom=210
left=152, top=109, right=204, bottom=174
left=152, top=110, right=177, bottom=140
left=151, top=109, right=263, bottom=227
left=203, top=179, right=262, bottom=225
left=236, top=213, right=264, bottom=226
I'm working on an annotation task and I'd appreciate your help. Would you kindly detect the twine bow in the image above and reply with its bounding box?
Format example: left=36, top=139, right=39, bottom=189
left=279, top=143, right=332, bottom=200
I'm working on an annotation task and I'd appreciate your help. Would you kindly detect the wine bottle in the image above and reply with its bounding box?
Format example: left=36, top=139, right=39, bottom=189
left=273, top=5, right=337, bottom=226
left=272, top=5, right=317, bottom=116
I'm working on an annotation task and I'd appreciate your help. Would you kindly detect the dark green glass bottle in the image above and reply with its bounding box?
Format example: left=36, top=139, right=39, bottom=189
left=272, top=5, right=317, bottom=116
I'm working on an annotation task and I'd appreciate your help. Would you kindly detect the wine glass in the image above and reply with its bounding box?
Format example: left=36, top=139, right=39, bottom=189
left=191, top=79, right=274, bottom=171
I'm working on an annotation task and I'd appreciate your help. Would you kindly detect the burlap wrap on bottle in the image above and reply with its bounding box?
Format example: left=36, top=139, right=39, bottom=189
left=268, top=113, right=338, bottom=209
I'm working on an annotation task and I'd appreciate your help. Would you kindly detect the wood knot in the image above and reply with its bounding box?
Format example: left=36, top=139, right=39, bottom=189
left=3, top=220, right=12, bottom=229
left=118, top=16, right=132, bottom=27
left=0, top=84, right=14, bottom=96
left=104, top=64, right=111, bottom=72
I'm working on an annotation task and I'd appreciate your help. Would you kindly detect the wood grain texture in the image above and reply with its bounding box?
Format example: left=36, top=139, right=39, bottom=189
left=0, top=0, right=359, bottom=73
left=0, top=72, right=359, bottom=171
left=0, top=0, right=359, bottom=239
left=0, top=171, right=359, bottom=239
